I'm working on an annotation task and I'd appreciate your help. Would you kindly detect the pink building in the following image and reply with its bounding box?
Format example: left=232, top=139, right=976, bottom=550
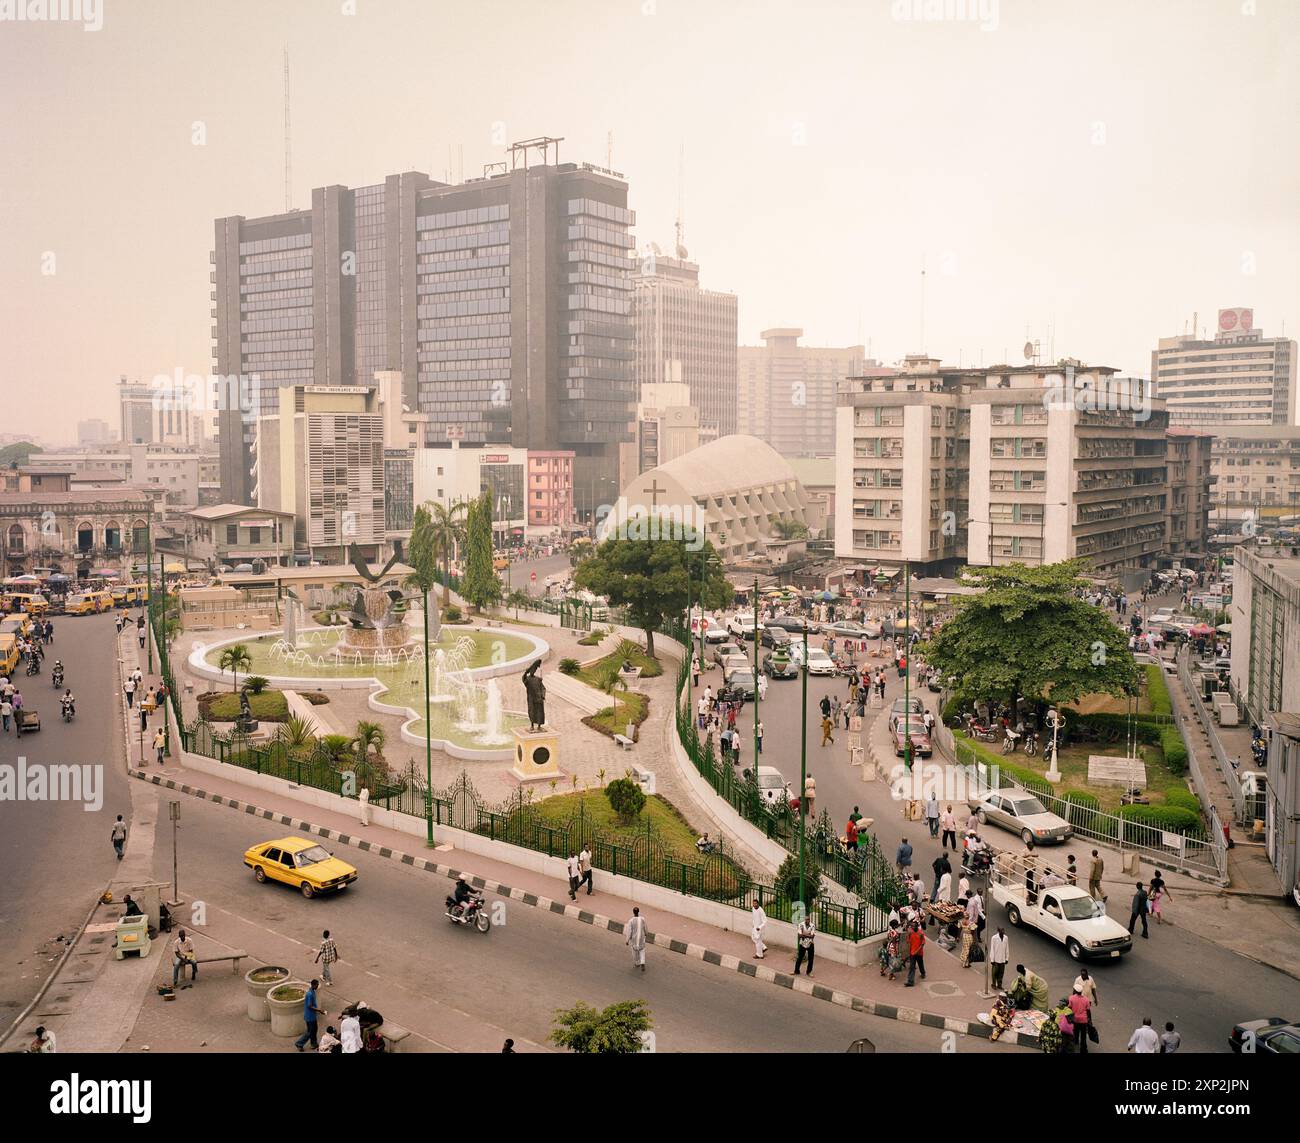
left=527, top=451, right=575, bottom=531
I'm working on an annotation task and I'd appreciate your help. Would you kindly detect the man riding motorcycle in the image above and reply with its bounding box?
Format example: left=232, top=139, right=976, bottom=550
left=445, top=874, right=478, bottom=915
left=51, top=660, right=64, bottom=687
left=60, top=690, right=76, bottom=721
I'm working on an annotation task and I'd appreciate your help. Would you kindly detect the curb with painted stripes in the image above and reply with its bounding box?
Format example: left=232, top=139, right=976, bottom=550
left=130, top=768, right=1034, bottom=1048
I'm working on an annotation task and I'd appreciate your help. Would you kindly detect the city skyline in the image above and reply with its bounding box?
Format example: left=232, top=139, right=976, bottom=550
left=2, top=0, right=1297, bottom=442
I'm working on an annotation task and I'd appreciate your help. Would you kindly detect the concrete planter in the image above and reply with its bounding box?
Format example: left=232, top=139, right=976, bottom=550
left=245, top=965, right=290, bottom=1022
left=266, top=980, right=308, bottom=1038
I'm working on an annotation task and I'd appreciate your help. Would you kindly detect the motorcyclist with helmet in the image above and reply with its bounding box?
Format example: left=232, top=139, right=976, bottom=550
left=445, top=873, right=478, bottom=915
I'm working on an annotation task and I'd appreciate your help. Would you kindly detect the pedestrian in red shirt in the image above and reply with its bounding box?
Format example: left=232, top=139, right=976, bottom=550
left=905, top=921, right=927, bottom=986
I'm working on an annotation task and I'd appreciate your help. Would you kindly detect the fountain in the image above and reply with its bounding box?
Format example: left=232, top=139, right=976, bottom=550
left=335, top=585, right=415, bottom=663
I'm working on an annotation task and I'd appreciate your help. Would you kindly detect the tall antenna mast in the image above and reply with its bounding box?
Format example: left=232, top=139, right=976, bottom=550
left=674, top=142, right=686, bottom=259
left=919, top=255, right=927, bottom=352
left=607, top=129, right=614, bottom=169
left=283, top=48, right=292, bottom=211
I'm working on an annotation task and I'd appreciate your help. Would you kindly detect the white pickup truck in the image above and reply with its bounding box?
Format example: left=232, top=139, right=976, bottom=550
left=989, top=880, right=1133, bottom=962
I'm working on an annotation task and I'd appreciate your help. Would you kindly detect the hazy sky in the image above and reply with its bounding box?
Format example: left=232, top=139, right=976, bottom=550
left=2, top=0, right=1297, bottom=443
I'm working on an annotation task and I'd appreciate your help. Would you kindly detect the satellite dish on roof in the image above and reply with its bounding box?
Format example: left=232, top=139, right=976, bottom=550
left=676, top=244, right=689, bottom=260
left=649, top=242, right=662, bottom=256
left=1023, top=341, right=1034, bottom=360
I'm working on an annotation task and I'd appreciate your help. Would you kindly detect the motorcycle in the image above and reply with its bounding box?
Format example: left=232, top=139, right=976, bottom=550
left=51, top=667, right=64, bottom=689
left=444, top=892, right=491, bottom=933
left=1023, top=731, right=1038, bottom=757
left=965, top=716, right=999, bottom=744
left=26, top=657, right=41, bottom=677
left=60, top=698, right=75, bottom=723
left=1001, top=726, right=1021, bottom=754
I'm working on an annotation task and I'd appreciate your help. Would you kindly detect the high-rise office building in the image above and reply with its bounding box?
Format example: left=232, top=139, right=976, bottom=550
left=1152, top=309, right=1298, bottom=428
left=214, top=141, right=636, bottom=505
left=633, top=254, right=737, bottom=436
left=738, top=329, right=864, bottom=458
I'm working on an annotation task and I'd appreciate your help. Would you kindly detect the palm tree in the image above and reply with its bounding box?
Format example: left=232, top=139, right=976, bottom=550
left=428, top=500, right=469, bottom=607
left=595, top=657, right=632, bottom=730
left=506, top=588, right=529, bottom=620
left=218, top=643, right=251, bottom=693
left=353, top=720, right=387, bottom=758
left=771, top=518, right=809, bottom=540
left=277, top=713, right=316, bottom=750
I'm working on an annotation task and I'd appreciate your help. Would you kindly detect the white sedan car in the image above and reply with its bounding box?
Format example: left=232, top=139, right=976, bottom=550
left=804, top=647, right=837, bottom=676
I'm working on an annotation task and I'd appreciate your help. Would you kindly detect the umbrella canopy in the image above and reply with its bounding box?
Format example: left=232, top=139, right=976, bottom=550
left=164, top=562, right=186, bottom=574
left=1190, top=623, right=1214, bottom=636
left=3, top=575, right=41, bottom=585
left=47, top=573, right=72, bottom=581
left=1216, top=623, right=1232, bottom=633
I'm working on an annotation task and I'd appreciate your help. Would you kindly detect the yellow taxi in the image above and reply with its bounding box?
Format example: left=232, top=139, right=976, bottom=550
left=65, top=591, right=114, bottom=615
left=3, top=593, right=49, bottom=618
left=492, top=554, right=509, bottom=570
left=0, top=633, right=19, bottom=678
left=242, top=836, right=358, bottom=898
left=110, top=585, right=146, bottom=607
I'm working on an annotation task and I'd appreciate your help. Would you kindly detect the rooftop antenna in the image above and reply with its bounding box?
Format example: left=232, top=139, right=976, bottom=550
left=458, top=143, right=464, bottom=184
left=283, top=48, right=292, bottom=211
left=918, top=256, right=927, bottom=352
left=675, top=142, right=687, bottom=260
left=607, top=129, right=614, bottom=169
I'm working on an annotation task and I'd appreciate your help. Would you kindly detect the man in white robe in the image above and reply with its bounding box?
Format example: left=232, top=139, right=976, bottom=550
left=751, top=902, right=767, bottom=958
left=626, top=907, right=647, bottom=970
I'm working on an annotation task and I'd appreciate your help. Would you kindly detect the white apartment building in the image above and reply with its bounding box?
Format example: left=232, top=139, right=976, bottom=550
left=634, top=255, right=737, bottom=437
left=25, top=444, right=218, bottom=513
left=255, top=385, right=386, bottom=562
left=1208, top=427, right=1300, bottom=525
left=738, top=329, right=865, bottom=459
left=1152, top=308, right=1297, bottom=428
left=835, top=361, right=1186, bottom=580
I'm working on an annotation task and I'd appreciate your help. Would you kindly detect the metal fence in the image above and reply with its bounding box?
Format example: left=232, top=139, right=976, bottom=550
left=1176, top=647, right=1248, bottom=827
left=948, top=733, right=1227, bottom=883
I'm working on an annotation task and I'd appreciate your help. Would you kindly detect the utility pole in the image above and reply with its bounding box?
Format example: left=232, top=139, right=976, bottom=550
left=752, top=576, right=760, bottom=771
left=145, top=520, right=154, bottom=672
left=799, top=622, right=808, bottom=909
left=169, top=800, right=181, bottom=902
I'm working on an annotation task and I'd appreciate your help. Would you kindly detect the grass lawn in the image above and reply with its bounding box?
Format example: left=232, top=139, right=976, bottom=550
left=577, top=642, right=664, bottom=687
left=198, top=690, right=290, bottom=722
left=584, top=692, right=649, bottom=738
left=531, top=789, right=743, bottom=888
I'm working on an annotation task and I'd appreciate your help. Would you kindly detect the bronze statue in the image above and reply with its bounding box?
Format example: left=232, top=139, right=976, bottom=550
left=522, top=659, right=546, bottom=731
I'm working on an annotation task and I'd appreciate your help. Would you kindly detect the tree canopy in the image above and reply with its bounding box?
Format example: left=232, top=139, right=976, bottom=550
left=573, top=532, right=730, bottom=657
left=550, top=1000, right=653, bottom=1054
left=919, top=560, right=1139, bottom=709
left=460, top=491, right=501, bottom=613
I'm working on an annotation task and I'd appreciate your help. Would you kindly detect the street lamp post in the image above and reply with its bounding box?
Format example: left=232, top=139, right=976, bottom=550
left=752, top=576, right=760, bottom=773
left=145, top=520, right=154, bottom=673
left=799, top=622, right=809, bottom=910
left=1045, top=708, right=1064, bottom=784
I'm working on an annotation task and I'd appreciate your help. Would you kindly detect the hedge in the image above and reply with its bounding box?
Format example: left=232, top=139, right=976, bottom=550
left=1144, top=664, right=1173, bottom=717
left=1115, top=803, right=1206, bottom=838
left=1164, top=787, right=1201, bottom=813
left=951, top=731, right=1051, bottom=795
left=1160, top=727, right=1188, bottom=774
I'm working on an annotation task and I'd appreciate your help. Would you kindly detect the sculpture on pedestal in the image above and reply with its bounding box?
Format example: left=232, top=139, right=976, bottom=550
left=522, top=659, right=546, bottom=731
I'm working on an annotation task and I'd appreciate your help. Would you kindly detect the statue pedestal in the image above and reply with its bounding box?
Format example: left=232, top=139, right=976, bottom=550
left=512, top=728, right=560, bottom=782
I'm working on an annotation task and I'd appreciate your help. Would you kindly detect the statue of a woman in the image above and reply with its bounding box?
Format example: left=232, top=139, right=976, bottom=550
left=522, top=659, right=546, bottom=731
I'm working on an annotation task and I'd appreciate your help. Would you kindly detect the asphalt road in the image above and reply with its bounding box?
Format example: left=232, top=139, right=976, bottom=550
left=144, top=783, right=1003, bottom=1053
left=707, top=605, right=1297, bottom=1052
left=0, top=611, right=133, bottom=1025
left=506, top=551, right=574, bottom=596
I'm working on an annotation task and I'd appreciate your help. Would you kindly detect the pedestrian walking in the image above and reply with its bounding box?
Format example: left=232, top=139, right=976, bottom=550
left=755, top=720, right=764, bottom=754
left=565, top=851, right=581, bottom=900
left=1088, top=849, right=1105, bottom=901
left=110, top=814, right=127, bottom=860
left=1160, top=1022, right=1181, bottom=1053
left=295, top=979, right=326, bottom=1051
left=1127, top=1018, right=1160, bottom=1053
left=124, top=676, right=136, bottom=708
left=895, top=837, right=913, bottom=877
left=820, top=715, right=834, bottom=746
left=692, top=658, right=700, bottom=686
left=153, top=728, right=166, bottom=765
left=358, top=785, right=370, bottom=826
left=940, top=805, right=958, bottom=851
left=751, top=902, right=767, bottom=958
left=904, top=921, right=926, bottom=986
left=314, top=930, right=338, bottom=985
left=1149, top=868, right=1171, bottom=924
left=0, top=696, right=11, bottom=732
left=1128, top=881, right=1150, bottom=939
left=578, top=846, right=594, bottom=895
left=931, top=851, right=951, bottom=899
left=793, top=914, right=816, bottom=976
left=625, top=907, right=647, bottom=971
left=819, top=694, right=831, bottom=720
left=697, top=694, right=707, bottom=729
left=172, top=929, right=197, bottom=988
left=989, top=926, right=1009, bottom=990
left=1066, top=853, right=1078, bottom=886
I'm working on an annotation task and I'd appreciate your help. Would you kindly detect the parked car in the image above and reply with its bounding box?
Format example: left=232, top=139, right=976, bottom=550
left=888, top=696, right=926, bottom=732
left=712, top=641, right=744, bottom=668
left=804, top=647, right=837, bottom=676
left=765, top=615, right=814, bottom=635
left=756, top=765, right=791, bottom=807
left=824, top=620, right=869, bottom=639
left=721, top=654, right=751, bottom=679
left=1228, top=1017, right=1300, bottom=1054
left=722, top=669, right=757, bottom=699
left=860, top=620, right=884, bottom=638
left=727, top=612, right=761, bottom=640
left=243, top=836, right=358, bottom=898
left=759, top=626, right=792, bottom=649
left=762, top=652, right=799, bottom=679
left=700, top=618, right=729, bottom=643
left=972, top=791, right=1073, bottom=845
left=892, top=718, right=932, bottom=758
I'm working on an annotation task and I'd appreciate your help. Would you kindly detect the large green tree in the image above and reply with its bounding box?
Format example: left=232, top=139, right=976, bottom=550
left=920, top=560, right=1139, bottom=710
left=573, top=532, right=730, bottom=658
left=427, top=500, right=468, bottom=606
left=460, top=491, right=501, bottom=614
